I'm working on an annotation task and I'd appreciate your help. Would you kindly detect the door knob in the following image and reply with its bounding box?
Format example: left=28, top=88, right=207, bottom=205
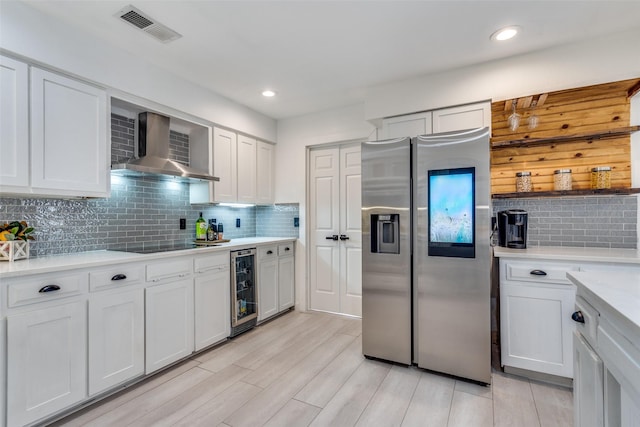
left=339, top=235, right=350, bottom=241
left=571, top=311, right=585, bottom=324
left=325, top=235, right=339, bottom=241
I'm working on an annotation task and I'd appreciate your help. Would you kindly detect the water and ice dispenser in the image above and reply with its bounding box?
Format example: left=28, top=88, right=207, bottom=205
left=370, top=214, right=400, bottom=254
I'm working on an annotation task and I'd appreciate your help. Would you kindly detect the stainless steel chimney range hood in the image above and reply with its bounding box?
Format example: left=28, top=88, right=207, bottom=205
left=111, top=112, right=219, bottom=183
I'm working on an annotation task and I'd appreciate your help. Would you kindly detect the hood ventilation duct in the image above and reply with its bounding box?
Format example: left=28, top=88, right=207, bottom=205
left=111, top=112, right=219, bottom=183
left=115, top=5, right=182, bottom=43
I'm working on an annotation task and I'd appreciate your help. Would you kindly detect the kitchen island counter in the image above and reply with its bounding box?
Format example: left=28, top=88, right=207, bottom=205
left=0, top=237, right=296, bottom=279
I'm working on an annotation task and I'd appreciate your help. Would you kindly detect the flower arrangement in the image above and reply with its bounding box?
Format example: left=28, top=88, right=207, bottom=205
left=0, top=221, right=35, bottom=242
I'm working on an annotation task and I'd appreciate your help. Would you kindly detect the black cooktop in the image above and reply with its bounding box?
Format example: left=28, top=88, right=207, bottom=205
left=109, top=243, right=198, bottom=254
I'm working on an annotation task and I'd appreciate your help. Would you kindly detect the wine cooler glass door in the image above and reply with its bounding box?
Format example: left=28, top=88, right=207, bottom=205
left=231, top=249, right=258, bottom=328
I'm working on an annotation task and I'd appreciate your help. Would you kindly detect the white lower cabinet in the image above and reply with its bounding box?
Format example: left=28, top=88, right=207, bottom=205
left=278, top=253, right=295, bottom=310
left=194, top=253, right=231, bottom=351
left=88, top=288, right=145, bottom=395
left=145, top=278, right=194, bottom=374
left=258, top=243, right=295, bottom=322
left=499, top=259, right=576, bottom=378
left=574, top=331, right=604, bottom=427
left=258, top=246, right=279, bottom=322
left=7, top=300, right=87, bottom=427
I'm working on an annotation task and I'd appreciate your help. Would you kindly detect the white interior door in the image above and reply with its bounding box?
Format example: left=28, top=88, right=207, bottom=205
left=339, top=145, right=362, bottom=316
left=309, top=148, right=341, bottom=313
left=308, top=144, right=361, bottom=316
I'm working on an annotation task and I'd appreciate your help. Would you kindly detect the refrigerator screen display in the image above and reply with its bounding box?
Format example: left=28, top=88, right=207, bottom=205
left=427, top=167, right=475, bottom=258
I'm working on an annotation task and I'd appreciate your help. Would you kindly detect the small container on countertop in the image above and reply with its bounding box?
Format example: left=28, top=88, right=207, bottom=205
left=553, top=169, right=572, bottom=191
left=515, top=171, right=532, bottom=192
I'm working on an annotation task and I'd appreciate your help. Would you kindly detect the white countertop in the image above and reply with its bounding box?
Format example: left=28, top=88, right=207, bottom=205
left=493, top=246, right=640, bottom=264
left=0, top=237, right=296, bottom=279
left=567, top=270, right=640, bottom=333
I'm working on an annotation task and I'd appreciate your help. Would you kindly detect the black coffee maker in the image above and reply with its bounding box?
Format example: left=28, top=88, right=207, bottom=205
left=497, top=210, right=528, bottom=249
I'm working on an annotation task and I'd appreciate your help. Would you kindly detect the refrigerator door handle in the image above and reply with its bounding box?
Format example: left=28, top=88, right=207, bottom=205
left=325, top=235, right=339, bottom=241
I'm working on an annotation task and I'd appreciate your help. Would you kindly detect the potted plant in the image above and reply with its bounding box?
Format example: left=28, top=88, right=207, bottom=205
left=0, top=221, right=35, bottom=261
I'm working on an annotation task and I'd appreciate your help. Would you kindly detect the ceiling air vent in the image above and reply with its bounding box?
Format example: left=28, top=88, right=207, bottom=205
left=115, top=5, right=182, bottom=43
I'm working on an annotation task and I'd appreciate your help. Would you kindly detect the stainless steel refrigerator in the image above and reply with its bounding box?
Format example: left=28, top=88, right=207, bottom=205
left=362, top=127, right=491, bottom=384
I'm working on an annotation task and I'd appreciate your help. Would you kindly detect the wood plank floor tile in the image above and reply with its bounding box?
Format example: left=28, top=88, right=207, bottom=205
left=492, top=372, right=539, bottom=427
left=173, top=381, right=263, bottom=427
left=127, top=364, right=253, bottom=427
left=224, top=333, right=355, bottom=427
left=308, top=359, right=390, bottom=427
left=243, top=316, right=350, bottom=389
left=530, top=381, right=573, bottom=427
left=82, top=366, right=214, bottom=427
left=447, top=390, right=494, bottom=427
left=51, top=360, right=201, bottom=427
left=454, top=378, right=493, bottom=399
left=295, top=335, right=363, bottom=408
left=336, top=317, right=362, bottom=337
left=263, top=399, right=321, bottom=427
left=355, top=365, right=421, bottom=426
left=401, top=371, right=455, bottom=427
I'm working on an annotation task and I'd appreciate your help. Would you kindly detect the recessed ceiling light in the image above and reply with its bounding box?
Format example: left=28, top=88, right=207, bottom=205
left=262, top=90, right=276, bottom=97
left=491, top=26, right=520, bottom=41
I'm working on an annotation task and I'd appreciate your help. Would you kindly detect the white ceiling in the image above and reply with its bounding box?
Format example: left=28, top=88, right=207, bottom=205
left=18, top=0, right=640, bottom=120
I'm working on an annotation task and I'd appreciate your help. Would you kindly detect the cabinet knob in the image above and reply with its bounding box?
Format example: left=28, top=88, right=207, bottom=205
left=267, top=250, right=273, bottom=255
left=571, top=311, right=585, bottom=324
left=111, top=274, right=127, bottom=281
left=39, top=284, right=61, bottom=293
left=285, top=247, right=290, bottom=251
left=529, top=269, right=547, bottom=276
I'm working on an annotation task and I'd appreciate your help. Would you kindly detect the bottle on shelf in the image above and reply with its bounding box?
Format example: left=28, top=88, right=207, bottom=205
left=207, top=219, right=217, bottom=241
left=218, top=222, right=224, bottom=240
left=196, top=212, right=207, bottom=241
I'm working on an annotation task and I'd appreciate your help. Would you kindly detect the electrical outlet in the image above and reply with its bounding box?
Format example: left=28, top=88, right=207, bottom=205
left=179, top=218, right=186, bottom=230
left=294, top=217, right=299, bottom=227
left=236, top=218, right=241, bottom=228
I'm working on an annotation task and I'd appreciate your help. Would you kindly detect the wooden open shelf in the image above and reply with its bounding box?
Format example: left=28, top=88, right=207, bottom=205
left=492, top=188, right=640, bottom=199
left=491, top=126, right=640, bottom=148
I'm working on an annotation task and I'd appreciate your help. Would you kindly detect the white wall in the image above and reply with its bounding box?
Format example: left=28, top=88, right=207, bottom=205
left=276, top=104, right=376, bottom=310
left=279, top=29, right=640, bottom=311
left=365, top=27, right=640, bottom=122
left=0, top=1, right=277, bottom=142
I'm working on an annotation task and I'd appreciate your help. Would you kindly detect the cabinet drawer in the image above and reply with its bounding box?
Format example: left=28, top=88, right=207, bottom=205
left=146, top=258, right=192, bottom=283
left=90, top=264, right=144, bottom=292
left=504, top=261, right=578, bottom=285
left=7, top=272, right=88, bottom=308
left=575, top=296, right=599, bottom=347
left=278, top=243, right=294, bottom=257
left=258, top=245, right=277, bottom=259
left=194, top=252, right=230, bottom=274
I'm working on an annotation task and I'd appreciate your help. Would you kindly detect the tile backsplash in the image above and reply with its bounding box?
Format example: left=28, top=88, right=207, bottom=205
left=493, top=195, right=638, bottom=249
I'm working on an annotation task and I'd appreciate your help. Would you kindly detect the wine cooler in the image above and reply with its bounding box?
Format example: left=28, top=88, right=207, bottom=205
left=230, top=248, right=258, bottom=337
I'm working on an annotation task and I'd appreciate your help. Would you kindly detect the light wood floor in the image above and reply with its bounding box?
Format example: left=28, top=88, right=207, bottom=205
left=51, top=310, right=573, bottom=427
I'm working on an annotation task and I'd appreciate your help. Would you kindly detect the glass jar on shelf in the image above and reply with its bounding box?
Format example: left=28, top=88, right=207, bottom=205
left=591, top=166, right=611, bottom=189
left=553, top=169, right=572, bottom=191
left=515, top=171, right=532, bottom=192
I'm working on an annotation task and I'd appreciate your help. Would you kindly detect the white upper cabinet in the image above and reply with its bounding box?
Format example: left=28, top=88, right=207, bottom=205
left=432, top=102, right=491, bottom=133
left=213, top=127, right=238, bottom=203
left=382, top=112, right=432, bottom=139
left=198, top=127, right=273, bottom=205
left=237, top=134, right=257, bottom=203
left=256, top=140, right=274, bottom=204
left=0, top=55, right=29, bottom=189
left=0, top=56, right=109, bottom=198
left=31, top=67, right=109, bottom=197
left=380, top=101, right=491, bottom=139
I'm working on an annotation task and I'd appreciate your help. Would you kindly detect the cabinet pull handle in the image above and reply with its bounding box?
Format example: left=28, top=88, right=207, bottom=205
left=571, top=311, right=585, bottom=324
left=111, top=274, right=127, bottom=281
left=267, top=250, right=273, bottom=255
left=529, top=269, right=547, bottom=276
left=39, top=284, right=61, bottom=293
